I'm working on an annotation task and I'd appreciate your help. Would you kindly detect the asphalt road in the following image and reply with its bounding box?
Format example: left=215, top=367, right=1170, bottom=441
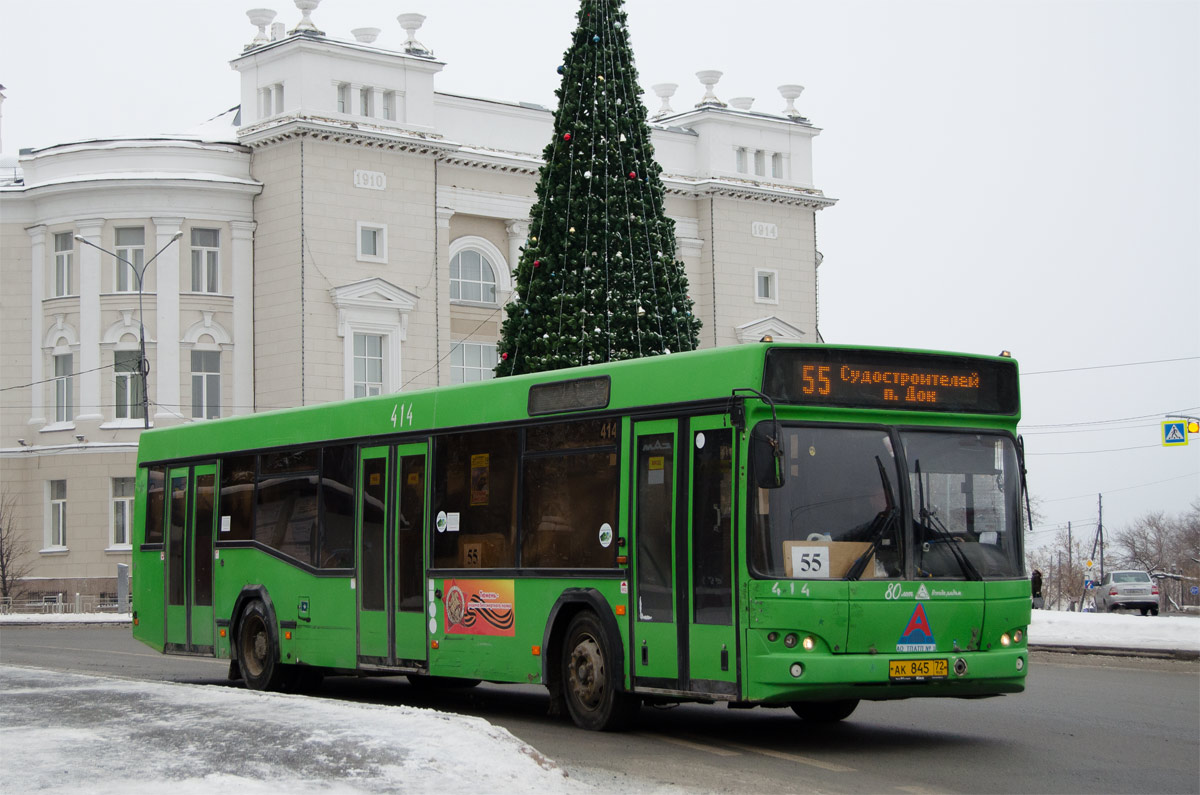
left=2, top=624, right=1197, bottom=794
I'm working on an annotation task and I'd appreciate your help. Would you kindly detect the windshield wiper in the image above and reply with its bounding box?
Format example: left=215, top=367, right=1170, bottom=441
left=915, top=460, right=982, bottom=581
left=846, top=456, right=896, bottom=581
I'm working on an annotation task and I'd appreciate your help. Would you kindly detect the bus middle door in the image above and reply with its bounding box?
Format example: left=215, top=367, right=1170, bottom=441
left=631, top=420, right=681, bottom=688
left=393, top=443, right=428, bottom=665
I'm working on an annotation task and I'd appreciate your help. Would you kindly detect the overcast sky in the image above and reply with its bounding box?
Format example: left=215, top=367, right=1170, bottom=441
left=2, top=0, right=1196, bottom=544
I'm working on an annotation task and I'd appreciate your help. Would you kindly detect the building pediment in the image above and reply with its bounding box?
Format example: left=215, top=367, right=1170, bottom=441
left=330, top=278, right=419, bottom=338
left=735, top=316, right=806, bottom=344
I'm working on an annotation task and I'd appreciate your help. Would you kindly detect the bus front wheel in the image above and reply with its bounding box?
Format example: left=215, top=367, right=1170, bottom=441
left=561, top=612, right=638, bottom=731
left=790, top=699, right=859, bottom=723
left=237, top=600, right=283, bottom=691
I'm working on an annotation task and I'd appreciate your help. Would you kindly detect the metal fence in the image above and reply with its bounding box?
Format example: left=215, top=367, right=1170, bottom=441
left=0, top=593, right=127, bottom=615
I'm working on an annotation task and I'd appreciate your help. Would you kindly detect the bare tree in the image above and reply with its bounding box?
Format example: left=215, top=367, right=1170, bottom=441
left=0, top=488, right=32, bottom=601
left=1108, top=500, right=1200, bottom=610
left=1028, top=527, right=1092, bottom=611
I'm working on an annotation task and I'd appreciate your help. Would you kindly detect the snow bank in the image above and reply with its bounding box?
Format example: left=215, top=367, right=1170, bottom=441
left=1029, top=609, right=1199, bottom=652
left=0, top=665, right=574, bottom=794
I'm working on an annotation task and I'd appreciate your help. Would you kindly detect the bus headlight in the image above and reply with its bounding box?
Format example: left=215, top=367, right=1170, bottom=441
left=1013, top=629, right=1023, bottom=644
left=790, top=662, right=804, bottom=678
left=801, top=636, right=816, bottom=651
left=1000, top=633, right=1012, bottom=647
left=784, top=633, right=798, bottom=648
left=1016, top=656, right=1025, bottom=672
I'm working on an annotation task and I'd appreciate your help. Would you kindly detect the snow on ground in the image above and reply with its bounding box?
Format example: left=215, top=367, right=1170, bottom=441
left=1029, top=609, right=1198, bottom=652
left=0, top=664, right=585, bottom=795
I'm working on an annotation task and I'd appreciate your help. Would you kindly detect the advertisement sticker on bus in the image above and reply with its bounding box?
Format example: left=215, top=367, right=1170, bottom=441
left=470, top=454, right=490, bottom=505
left=443, top=579, right=516, bottom=636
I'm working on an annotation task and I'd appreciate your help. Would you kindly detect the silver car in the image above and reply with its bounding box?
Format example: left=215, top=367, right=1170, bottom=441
left=1093, top=570, right=1160, bottom=615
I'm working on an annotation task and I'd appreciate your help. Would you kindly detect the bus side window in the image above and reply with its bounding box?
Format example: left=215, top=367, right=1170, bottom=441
left=432, top=429, right=518, bottom=569
left=318, top=445, right=356, bottom=569
left=219, top=455, right=255, bottom=541
left=144, top=466, right=166, bottom=545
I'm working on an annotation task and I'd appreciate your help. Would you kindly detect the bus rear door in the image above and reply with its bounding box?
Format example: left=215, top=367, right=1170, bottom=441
left=164, top=464, right=216, bottom=654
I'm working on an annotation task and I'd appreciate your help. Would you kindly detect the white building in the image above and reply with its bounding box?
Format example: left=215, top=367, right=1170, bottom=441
left=0, top=6, right=834, bottom=600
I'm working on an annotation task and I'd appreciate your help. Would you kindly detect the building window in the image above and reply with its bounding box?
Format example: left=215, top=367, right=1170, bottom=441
left=337, top=83, right=350, bottom=113
left=114, top=227, right=145, bottom=293
left=357, top=223, right=387, bottom=263
left=191, top=350, right=221, bottom=419
left=114, top=350, right=145, bottom=420
left=450, top=249, right=497, bottom=304
left=450, top=341, right=498, bottom=383
left=755, top=269, right=778, bottom=304
left=53, top=232, right=73, bottom=297
left=753, top=150, right=766, bottom=177
left=49, top=480, right=67, bottom=548
left=735, top=147, right=747, bottom=174
left=772, top=153, right=784, bottom=179
left=383, top=91, right=396, bottom=120
left=353, top=333, right=384, bottom=398
left=190, top=228, right=220, bottom=293
left=360, top=86, right=373, bottom=117
left=53, top=353, right=73, bottom=423
left=111, top=477, right=135, bottom=547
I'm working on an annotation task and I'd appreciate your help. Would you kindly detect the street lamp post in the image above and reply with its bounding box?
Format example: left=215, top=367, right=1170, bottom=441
left=74, top=231, right=183, bottom=429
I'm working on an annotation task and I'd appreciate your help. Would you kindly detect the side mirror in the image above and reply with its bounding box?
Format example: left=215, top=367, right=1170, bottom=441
left=750, top=424, right=786, bottom=489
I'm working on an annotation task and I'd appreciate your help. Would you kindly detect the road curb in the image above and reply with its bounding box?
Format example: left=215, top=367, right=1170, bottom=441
left=1029, top=643, right=1199, bottom=661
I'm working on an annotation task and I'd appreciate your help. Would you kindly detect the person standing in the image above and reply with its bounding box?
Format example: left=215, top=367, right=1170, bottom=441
left=1031, top=569, right=1044, bottom=609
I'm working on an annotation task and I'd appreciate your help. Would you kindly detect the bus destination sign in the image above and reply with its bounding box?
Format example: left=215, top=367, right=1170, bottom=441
left=763, top=349, right=1019, bottom=414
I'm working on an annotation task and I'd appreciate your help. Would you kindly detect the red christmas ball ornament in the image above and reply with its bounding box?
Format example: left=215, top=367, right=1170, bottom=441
left=563, top=133, right=572, bottom=141
left=534, top=259, right=541, bottom=267
left=502, top=352, right=509, bottom=361
left=628, top=171, right=637, bottom=179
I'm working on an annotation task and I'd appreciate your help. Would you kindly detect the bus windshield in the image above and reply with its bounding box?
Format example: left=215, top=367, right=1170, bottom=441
left=905, top=431, right=1023, bottom=580
left=750, top=426, right=1023, bottom=581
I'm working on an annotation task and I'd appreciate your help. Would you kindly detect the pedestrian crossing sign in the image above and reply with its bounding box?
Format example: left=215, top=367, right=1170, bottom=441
left=1162, top=421, right=1187, bottom=446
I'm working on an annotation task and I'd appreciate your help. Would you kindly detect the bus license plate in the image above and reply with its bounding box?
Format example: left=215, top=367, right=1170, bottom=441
left=889, top=659, right=948, bottom=681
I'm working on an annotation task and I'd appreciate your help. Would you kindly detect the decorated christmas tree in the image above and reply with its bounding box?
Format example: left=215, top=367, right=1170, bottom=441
left=495, top=0, right=701, bottom=376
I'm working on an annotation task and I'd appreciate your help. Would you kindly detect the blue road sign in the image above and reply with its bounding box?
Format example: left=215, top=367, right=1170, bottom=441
left=1191, top=585, right=1199, bottom=596
left=1162, top=421, right=1188, bottom=447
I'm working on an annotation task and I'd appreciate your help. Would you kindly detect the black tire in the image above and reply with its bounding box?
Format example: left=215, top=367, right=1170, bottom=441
left=237, top=600, right=284, bottom=691
left=791, top=699, right=860, bottom=723
left=561, top=611, right=638, bottom=731
left=1140, top=607, right=1149, bottom=616
left=1150, top=607, right=1159, bottom=616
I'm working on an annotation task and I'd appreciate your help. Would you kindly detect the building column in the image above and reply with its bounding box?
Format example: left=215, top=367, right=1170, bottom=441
left=26, top=225, right=47, bottom=427
left=230, top=221, right=255, bottom=416
left=75, top=219, right=104, bottom=422
left=152, top=218, right=184, bottom=423
left=504, top=219, right=529, bottom=286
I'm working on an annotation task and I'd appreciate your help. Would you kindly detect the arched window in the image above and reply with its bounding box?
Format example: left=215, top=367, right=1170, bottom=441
left=449, top=249, right=497, bottom=304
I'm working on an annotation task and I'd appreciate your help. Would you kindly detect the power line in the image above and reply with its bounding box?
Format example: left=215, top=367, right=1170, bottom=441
left=1026, top=443, right=1162, bottom=456
left=1040, top=472, right=1200, bottom=503
left=1021, top=406, right=1200, bottom=430
left=1023, top=355, right=1199, bottom=376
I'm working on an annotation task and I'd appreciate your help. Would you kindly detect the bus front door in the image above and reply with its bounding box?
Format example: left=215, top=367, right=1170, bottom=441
left=393, top=443, right=428, bottom=665
left=164, top=464, right=216, bottom=654
left=631, top=420, right=681, bottom=686
left=685, top=419, right=738, bottom=696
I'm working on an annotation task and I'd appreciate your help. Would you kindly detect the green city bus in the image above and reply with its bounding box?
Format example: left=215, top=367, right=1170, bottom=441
left=131, top=342, right=1031, bottom=730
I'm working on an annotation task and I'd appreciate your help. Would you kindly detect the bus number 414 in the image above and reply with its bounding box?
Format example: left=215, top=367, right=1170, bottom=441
left=391, top=403, right=414, bottom=428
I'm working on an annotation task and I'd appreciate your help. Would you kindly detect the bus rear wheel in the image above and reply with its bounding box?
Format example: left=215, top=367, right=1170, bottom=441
left=562, top=612, right=638, bottom=731
left=237, top=600, right=283, bottom=691
left=790, top=699, right=859, bottom=723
